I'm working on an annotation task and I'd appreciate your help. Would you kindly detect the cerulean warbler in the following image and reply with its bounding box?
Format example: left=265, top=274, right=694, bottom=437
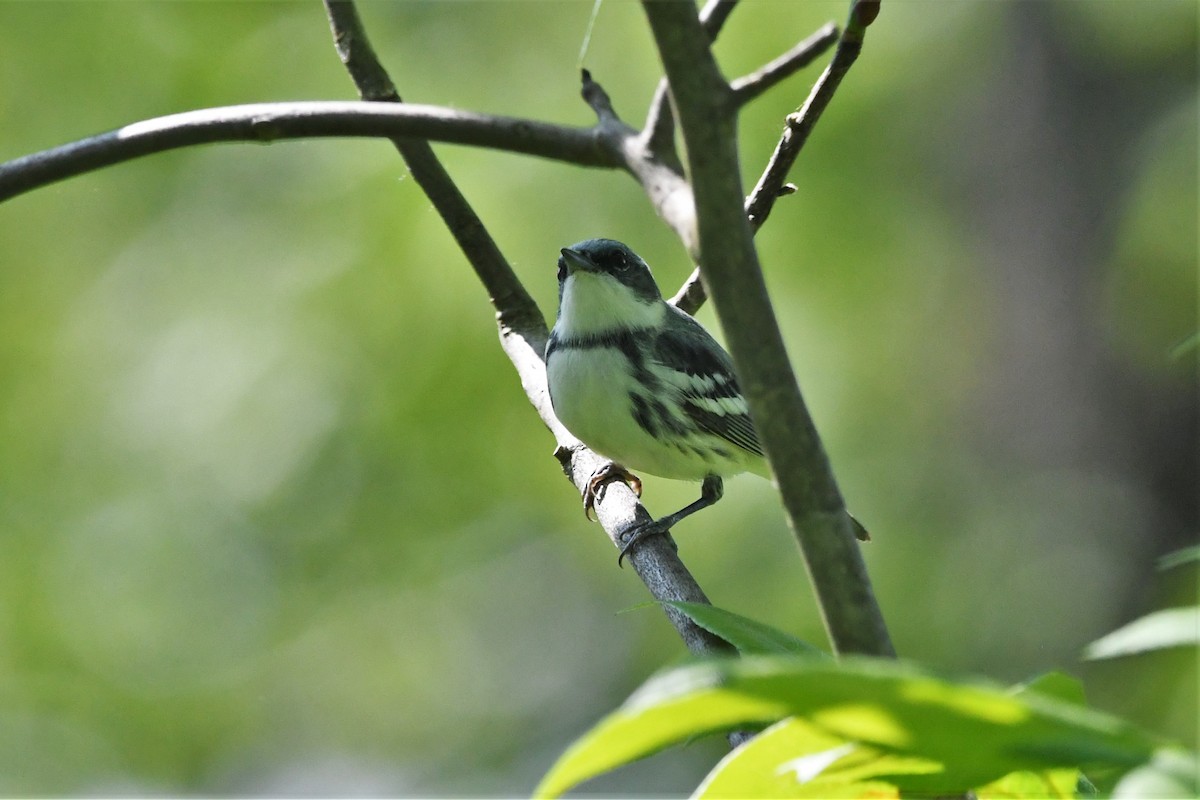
left=547, top=238, right=772, bottom=559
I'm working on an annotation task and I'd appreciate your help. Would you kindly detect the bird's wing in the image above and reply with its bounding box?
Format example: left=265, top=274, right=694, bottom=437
left=651, top=311, right=765, bottom=458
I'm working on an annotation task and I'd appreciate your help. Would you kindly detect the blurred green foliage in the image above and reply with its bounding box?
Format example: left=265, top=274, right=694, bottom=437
left=0, top=1, right=1195, bottom=795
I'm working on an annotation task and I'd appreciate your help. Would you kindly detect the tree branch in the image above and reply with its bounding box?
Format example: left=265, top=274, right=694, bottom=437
left=642, top=0, right=894, bottom=658
left=323, top=0, right=734, bottom=661
left=730, top=22, right=839, bottom=107
left=0, top=88, right=699, bottom=254
left=746, top=1, right=879, bottom=231
left=0, top=101, right=616, bottom=204
left=324, top=1, right=542, bottom=341
left=641, top=0, right=738, bottom=162
left=669, top=19, right=844, bottom=314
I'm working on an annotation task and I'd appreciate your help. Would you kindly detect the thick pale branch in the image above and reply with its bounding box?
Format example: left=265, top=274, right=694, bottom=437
left=0, top=101, right=616, bottom=204
left=643, top=0, right=893, bottom=658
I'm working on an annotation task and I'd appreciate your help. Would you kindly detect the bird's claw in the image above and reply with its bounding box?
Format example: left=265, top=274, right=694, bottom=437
left=582, top=463, right=642, bottom=521
left=616, top=520, right=669, bottom=568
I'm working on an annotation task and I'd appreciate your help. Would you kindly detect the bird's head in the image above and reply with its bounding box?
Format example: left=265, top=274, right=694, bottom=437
left=555, top=239, right=666, bottom=336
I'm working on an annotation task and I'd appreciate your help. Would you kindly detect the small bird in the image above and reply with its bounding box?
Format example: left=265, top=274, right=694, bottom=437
left=545, top=238, right=867, bottom=561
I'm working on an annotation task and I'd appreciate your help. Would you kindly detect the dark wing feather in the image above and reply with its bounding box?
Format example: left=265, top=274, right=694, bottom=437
left=652, top=309, right=764, bottom=458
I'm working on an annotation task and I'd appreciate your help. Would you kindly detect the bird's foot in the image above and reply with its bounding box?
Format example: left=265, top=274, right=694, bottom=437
left=582, top=463, right=642, bottom=521
left=615, top=475, right=722, bottom=567
left=617, top=519, right=671, bottom=568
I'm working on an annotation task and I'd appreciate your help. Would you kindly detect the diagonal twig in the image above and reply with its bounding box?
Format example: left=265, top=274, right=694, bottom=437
left=324, top=1, right=539, bottom=337
left=730, top=22, right=839, bottom=107
left=670, top=4, right=875, bottom=314
left=746, top=1, right=879, bottom=231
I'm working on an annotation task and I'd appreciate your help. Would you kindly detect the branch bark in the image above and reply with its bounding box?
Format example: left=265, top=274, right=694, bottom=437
left=642, top=0, right=894, bottom=658
left=0, top=93, right=698, bottom=257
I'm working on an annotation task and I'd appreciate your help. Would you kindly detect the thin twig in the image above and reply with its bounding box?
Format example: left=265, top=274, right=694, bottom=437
left=642, top=0, right=739, bottom=160
left=0, top=87, right=700, bottom=251
left=669, top=262, right=708, bottom=315
left=746, top=0, right=879, bottom=231
left=323, top=1, right=539, bottom=337
left=326, top=2, right=399, bottom=102
left=323, top=0, right=734, bottom=661
left=580, top=68, right=624, bottom=126
left=670, top=5, right=871, bottom=314
left=642, top=0, right=894, bottom=658
left=730, top=22, right=839, bottom=106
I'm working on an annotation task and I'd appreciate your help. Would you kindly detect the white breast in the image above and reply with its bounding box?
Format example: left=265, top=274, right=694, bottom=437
left=547, top=344, right=739, bottom=481
left=547, top=346, right=643, bottom=460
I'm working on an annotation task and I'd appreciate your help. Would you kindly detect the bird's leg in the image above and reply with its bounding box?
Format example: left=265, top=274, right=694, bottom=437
left=583, top=462, right=643, bottom=521
left=618, top=475, right=723, bottom=566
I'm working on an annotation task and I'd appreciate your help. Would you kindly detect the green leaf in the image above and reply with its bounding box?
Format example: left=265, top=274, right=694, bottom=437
left=1083, top=607, right=1200, bottom=659
left=975, top=768, right=1082, bottom=799
left=661, top=601, right=826, bottom=656
left=694, top=717, right=937, bottom=799
left=1013, top=671, right=1087, bottom=707
left=534, top=656, right=1160, bottom=799
left=533, top=659, right=802, bottom=799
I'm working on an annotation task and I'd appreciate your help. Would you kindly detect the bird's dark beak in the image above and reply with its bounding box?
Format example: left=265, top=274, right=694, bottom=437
left=560, top=247, right=598, bottom=276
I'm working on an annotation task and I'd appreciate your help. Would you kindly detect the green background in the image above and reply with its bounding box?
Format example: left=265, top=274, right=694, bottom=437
left=0, top=1, right=1195, bottom=795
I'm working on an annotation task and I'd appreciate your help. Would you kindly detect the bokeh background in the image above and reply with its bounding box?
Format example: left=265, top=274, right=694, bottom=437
left=0, top=1, right=1195, bottom=795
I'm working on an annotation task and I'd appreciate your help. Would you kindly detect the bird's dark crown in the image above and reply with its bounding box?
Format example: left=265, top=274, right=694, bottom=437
left=558, top=238, right=662, bottom=304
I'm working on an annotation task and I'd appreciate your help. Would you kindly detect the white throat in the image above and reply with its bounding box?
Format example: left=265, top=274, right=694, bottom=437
left=556, top=272, right=666, bottom=337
